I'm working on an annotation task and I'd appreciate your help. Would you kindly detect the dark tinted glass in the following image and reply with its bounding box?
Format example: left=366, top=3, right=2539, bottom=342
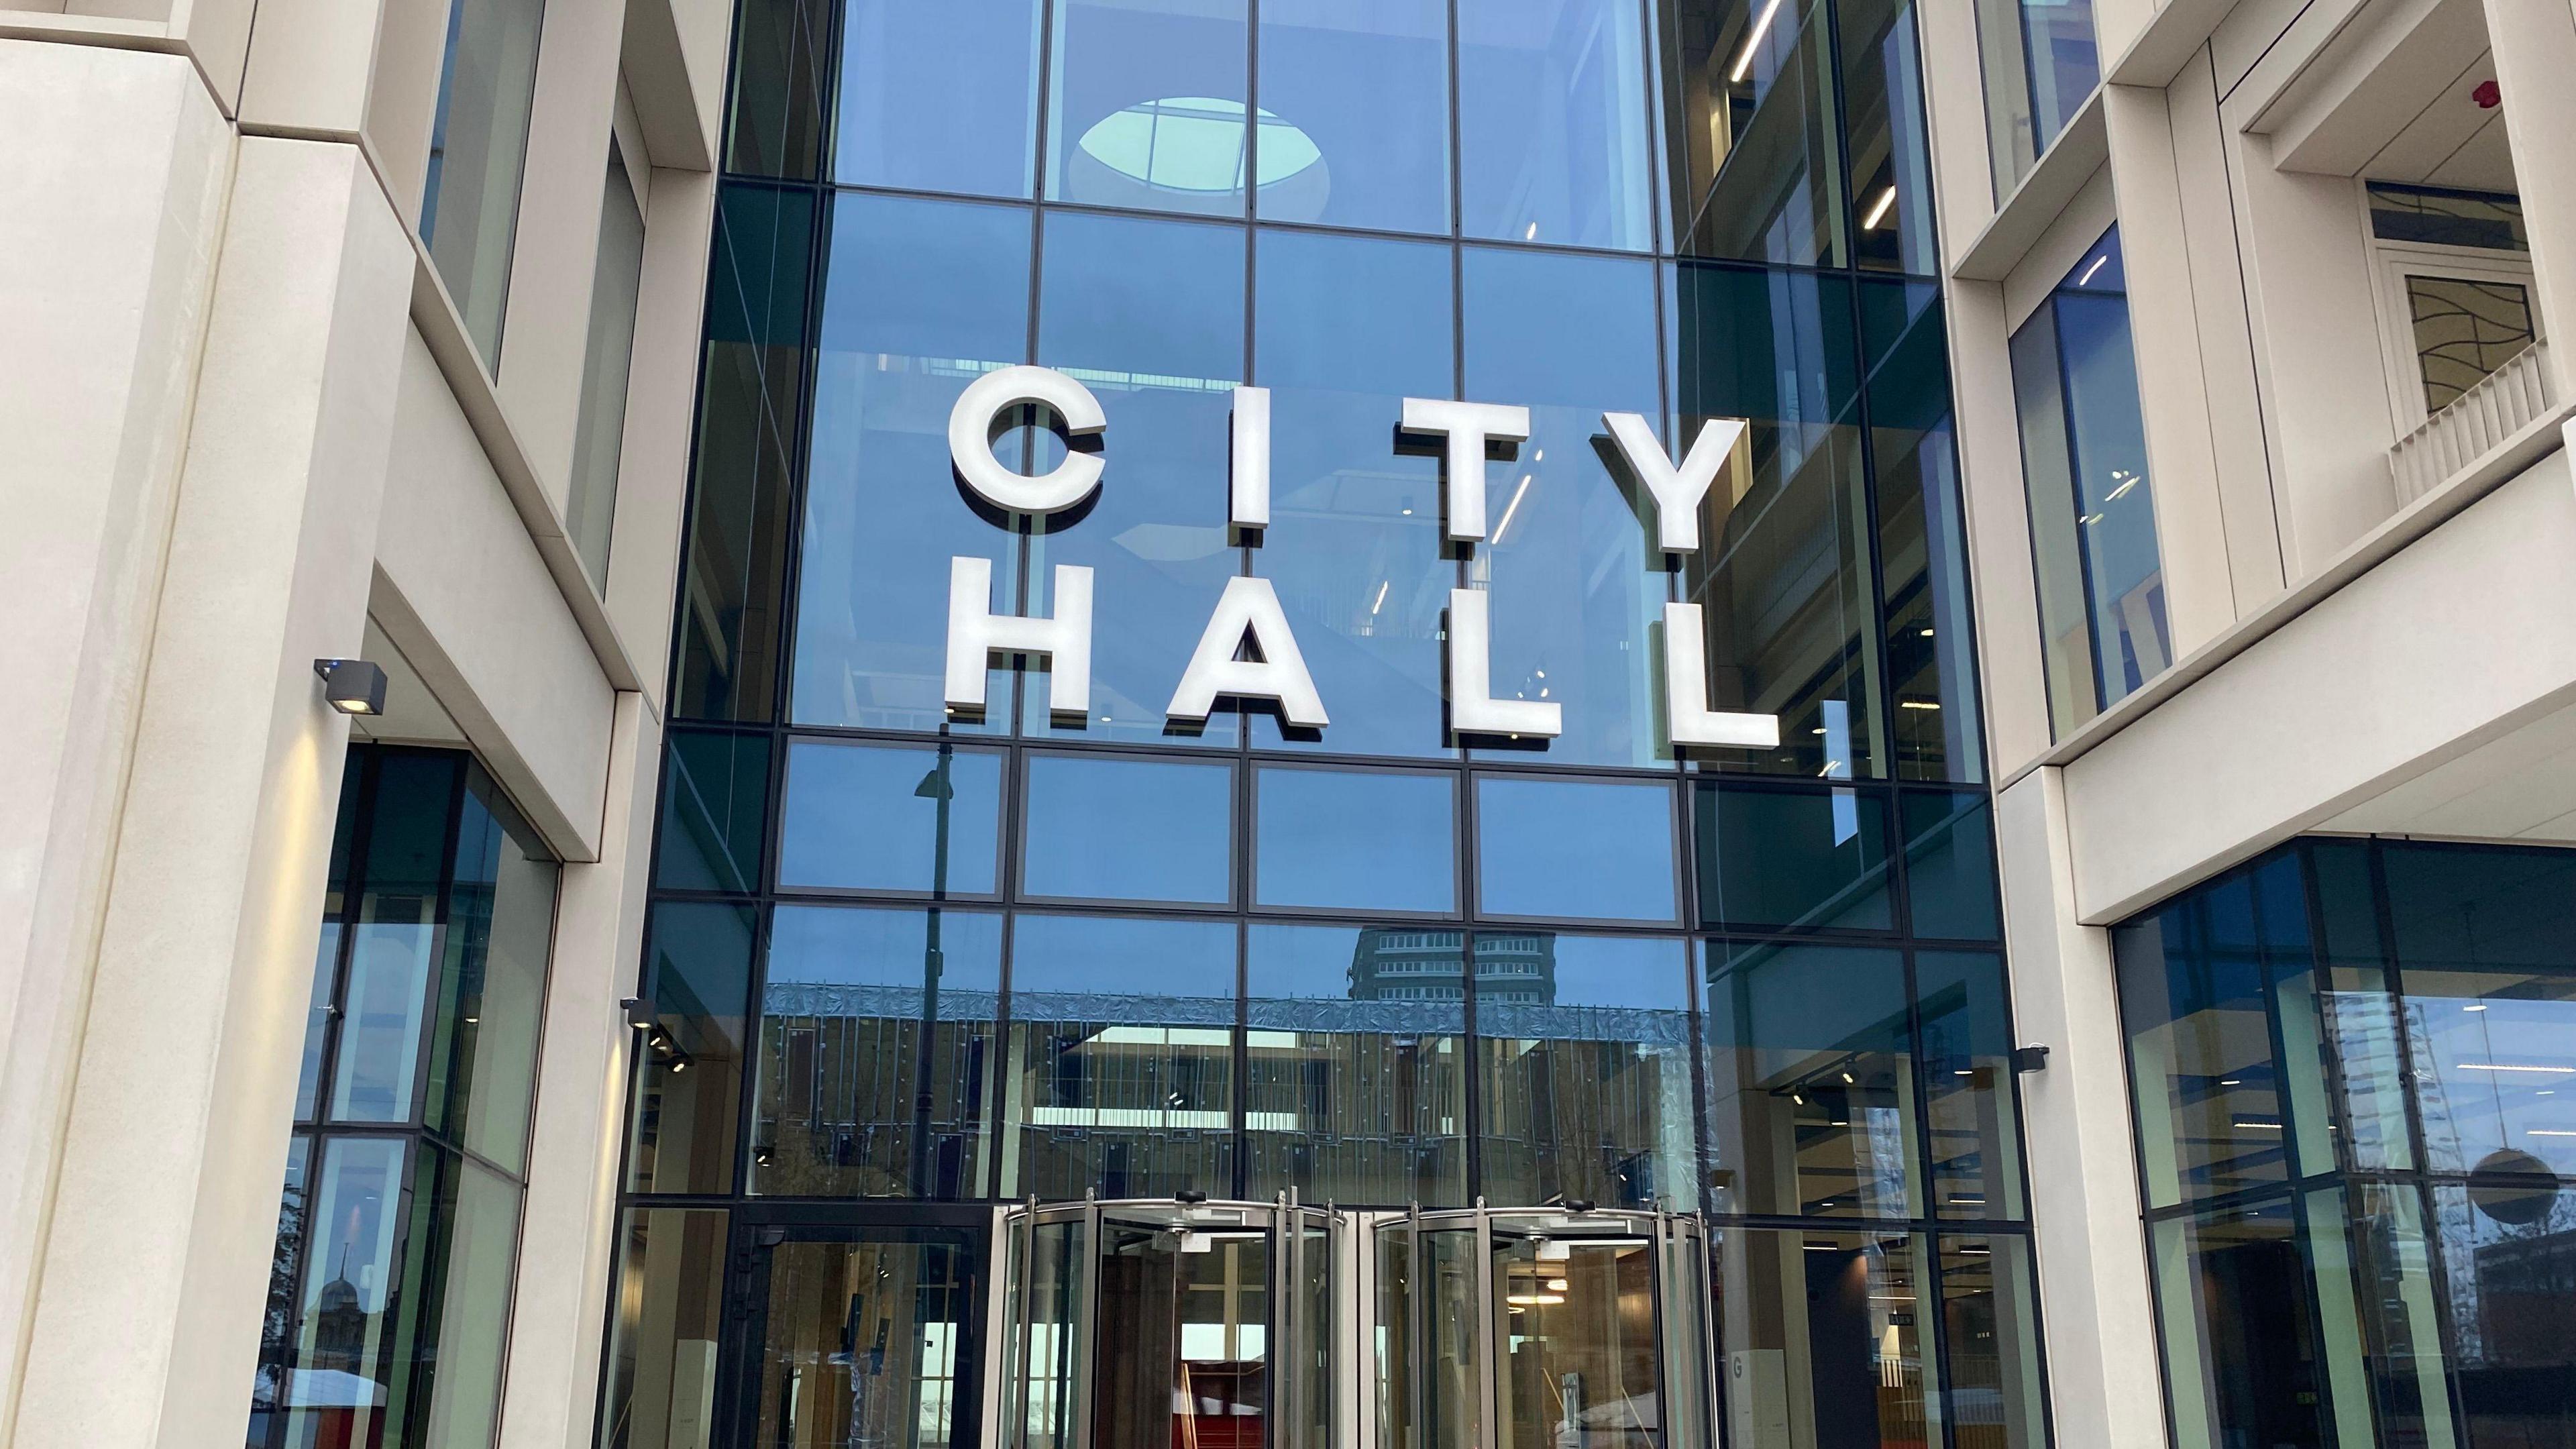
left=1476, top=934, right=1698, bottom=1209
left=1839, top=0, right=1936, bottom=274
left=675, top=184, right=814, bottom=724
left=1703, top=941, right=1917, bottom=1217
left=421, top=774, right=557, bottom=1171
left=1249, top=228, right=1455, bottom=758
left=793, top=193, right=1028, bottom=730
left=724, top=0, right=828, bottom=179
left=1902, top=789, right=2000, bottom=940
left=1869, top=285, right=1984, bottom=780
left=630, top=902, right=758, bottom=1195
left=1461, top=247, right=1668, bottom=768
left=1673, top=261, right=1881, bottom=777
left=1255, top=0, right=1450, bottom=233
left=754, top=906, right=1004, bottom=1197
left=1254, top=767, right=1456, bottom=914
left=833, top=0, right=1041, bottom=197
left=1709, top=1228, right=1939, bottom=1439
left=1458, top=0, right=1654, bottom=249
left=1245, top=924, right=1468, bottom=1205
left=1027, top=212, right=1245, bottom=745
left=598, top=1209, right=731, bottom=1449
left=1001, top=914, right=1240, bottom=1198
left=1938, top=1236, right=2050, bottom=1448
left=1695, top=782, right=1892, bottom=932
left=330, top=753, right=461, bottom=1125
left=1476, top=775, right=1677, bottom=922
left=655, top=729, right=771, bottom=894
left=1919, top=951, right=2023, bottom=1220
left=777, top=740, right=1004, bottom=896
left=1672, top=0, right=1843, bottom=266
left=1044, top=0, right=1251, bottom=219
left=1020, top=753, right=1234, bottom=905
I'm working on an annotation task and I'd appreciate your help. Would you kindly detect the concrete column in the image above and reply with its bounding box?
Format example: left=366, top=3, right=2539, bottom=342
left=10, top=134, right=414, bottom=1449
left=1994, top=769, right=2167, bottom=1449
left=2481, top=0, right=2576, bottom=401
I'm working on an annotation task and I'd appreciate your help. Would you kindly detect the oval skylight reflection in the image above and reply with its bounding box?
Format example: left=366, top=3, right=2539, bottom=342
left=1077, top=97, right=1322, bottom=193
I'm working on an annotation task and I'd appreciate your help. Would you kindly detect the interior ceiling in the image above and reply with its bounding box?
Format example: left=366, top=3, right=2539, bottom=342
left=2321, top=698, right=2576, bottom=843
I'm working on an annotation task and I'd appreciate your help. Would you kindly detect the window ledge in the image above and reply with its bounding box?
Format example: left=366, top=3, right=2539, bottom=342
left=405, top=239, right=647, bottom=696
left=2104, top=0, right=2241, bottom=89
left=2000, top=401, right=2576, bottom=790
left=1951, top=89, right=2108, bottom=284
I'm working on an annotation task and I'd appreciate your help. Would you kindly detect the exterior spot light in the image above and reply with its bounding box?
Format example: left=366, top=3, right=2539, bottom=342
left=313, top=658, right=387, bottom=715
left=2012, top=1044, right=2051, bottom=1073
left=622, top=996, right=656, bottom=1030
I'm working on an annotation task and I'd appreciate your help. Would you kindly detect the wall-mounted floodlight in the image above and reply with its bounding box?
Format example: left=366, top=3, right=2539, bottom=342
left=2012, top=1044, right=2051, bottom=1074
left=313, top=659, right=387, bottom=716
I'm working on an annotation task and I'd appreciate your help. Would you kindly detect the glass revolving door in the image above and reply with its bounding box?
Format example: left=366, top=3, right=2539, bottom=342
left=1371, top=1209, right=1713, bottom=1449
left=997, top=1200, right=1340, bottom=1449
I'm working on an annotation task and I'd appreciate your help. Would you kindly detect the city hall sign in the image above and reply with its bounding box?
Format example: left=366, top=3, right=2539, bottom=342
left=941, top=364, right=1778, bottom=749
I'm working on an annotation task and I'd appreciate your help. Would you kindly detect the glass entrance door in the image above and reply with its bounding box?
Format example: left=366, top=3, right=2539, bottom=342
left=732, top=1223, right=988, bottom=1449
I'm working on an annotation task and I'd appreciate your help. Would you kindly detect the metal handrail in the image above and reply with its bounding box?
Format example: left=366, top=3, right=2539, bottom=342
left=2390, top=339, right=2553, bottom=506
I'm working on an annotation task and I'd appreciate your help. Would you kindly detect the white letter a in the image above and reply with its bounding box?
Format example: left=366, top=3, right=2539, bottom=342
left=1168, top=578, right=1329, bottom=727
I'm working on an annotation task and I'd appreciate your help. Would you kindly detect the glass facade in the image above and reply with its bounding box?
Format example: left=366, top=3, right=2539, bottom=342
left=1970, top=0, right=2098, bottom=197
left=616, top=0, right=2037, bottom=1446
left=421, top=0, right=548, bottom=361
left=2010, top=227, right=2166, bottom=737
left=249, top=747, right=561, bottom=1449
left=2115, top=838, right=2576, bottom=1449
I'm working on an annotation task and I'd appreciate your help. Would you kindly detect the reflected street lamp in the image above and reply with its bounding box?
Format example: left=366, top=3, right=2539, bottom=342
left=910, top=745, right=955, bottom=1193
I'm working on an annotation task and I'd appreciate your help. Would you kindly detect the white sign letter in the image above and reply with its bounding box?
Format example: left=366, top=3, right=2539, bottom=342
left=1169, top=578, right=1328, bottom=727
left=1401, top=398, right=1529, bottom=543
left=1603, top=412, right=1747, bottom=553
left=1447, top=589, right=1560, bottom=738
left=946, top=555, right=1093, bottom=716
left=1232, top=386, right=1270, bottom=530
left=1662, top=602, right=1779, bottom=748
left=947, top=364, right=1108, bottom=514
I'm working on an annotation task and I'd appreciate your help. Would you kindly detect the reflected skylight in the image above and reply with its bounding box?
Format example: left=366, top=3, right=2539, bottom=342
left=1078, top=97, right=1322, bottom=193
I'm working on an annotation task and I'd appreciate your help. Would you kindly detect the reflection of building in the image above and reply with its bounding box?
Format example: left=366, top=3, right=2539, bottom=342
left=2470, top=1229, right=2576, bottom=1365
left=1348, top=930, right=1558, bottom=1005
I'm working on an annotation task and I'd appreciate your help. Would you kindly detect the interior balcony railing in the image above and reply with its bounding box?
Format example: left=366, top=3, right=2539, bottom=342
left=2389, top=339, right=2553, bottom=506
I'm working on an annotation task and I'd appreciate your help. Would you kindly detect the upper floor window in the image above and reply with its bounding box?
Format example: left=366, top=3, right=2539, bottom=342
left=568, top=138, right=647, bottom=585
left=422, top=0, right=547, bottom=362
left=1972, top=0, right=2099, bottom=198
left=2010, top=225, right=2167, bottom=735
left=2367, top=183, right=2541, bottom=428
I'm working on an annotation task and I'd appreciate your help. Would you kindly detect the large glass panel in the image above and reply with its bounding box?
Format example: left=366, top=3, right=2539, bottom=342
left=1461, top=248, right=1668, bottom=768
left=750, top=1234, right=983, bottom=1449
left=629, top=902, right=757, bottom=1195
left=793, top=193, right=1029, bottom=731
left=1972, top=0, right=2098, bottom=197
left=2368, top=183, right=2528, bottom=252
left=1255, top=0, right=1449, bottom=233
left=2404, top=276, right=2538, bottom=415
left=1869, top=286, right=1985, bottom=781
left=2012, top=229, right=2167, bottom=735
left=755, top=906, right=1004, bottom=1197
left=1670, top=0, right=1843, bottom=266
left=1710, top=1228, right=1939, bottom=1448
left=1673, top=262, right=1882, bottom=778
left=1248, top=228, right=1454, bottom=759
left=1254, top=767, right=1456, bottom=915
left=834, top=0, right=1042, bottom=197
left=568, top=148, right=645, bottom=584
left=724, top=0, right=828, bottom=179
left=2428, top=1180, right=2576, bottom=1449
left=276, top=1136, right=409, bottom=1449
left=1477, top=934, right=1699, bottom=1209
left=777, top=740, right=1005, bottom=897
left=2346, top=1184, right=2461, bottom=1449
left=596, top=1208, right=729, bottom=1449
left=423, top=777, right=559, bottom=1171
left=1475, top=775, right=1678, bottom=923
left=2309, top=839, right=2414, bottom=1173
left=1486, top=1226, right=1664, bottom=1449
left=2146, top=1198, right=2336, bottom=1449
left=675, top=184, right=814, bottom=724
left=1938, top=1236, right=2049, bottom=1449
left=331, top=753, right=460, bottom=1124
left=1703, top=942, right=1919, bottom=1218
left=1244, top=924, right=1468, bottom=1205
left=2382, top=843, right=2576, bottom=1177
left=654, top=729, right=771, bottom=894
left=2113, top=853, right=2330, bottom=1208
left=1459, top=0, right=1654, bottom=249
left=1694, top=781, right=1892, bottom=932
left=248, top=1136, right=311, bottom=1449
left=402, top=1150, right=521, bottom=1449
left=1044, top=0, right=1252, bottom=218
left=1918, top=951, right=2025, bottom=1221
left=1001, top=914, right=1239, bottom=1198
left=1839, top=0, right=1936, bottom=275
left=1026, top=212, right=1244, bottom=745
left=1900, top=790, right=2000, bottom=941
left=1020, top=753, right=1234, bottom=906
left=420, top=0, right=545, bottom=360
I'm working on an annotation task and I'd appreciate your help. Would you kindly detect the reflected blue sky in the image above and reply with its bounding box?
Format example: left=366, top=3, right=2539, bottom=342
left=777, top=741, right=1004, bottom=895
left=1476, top=775, right=1678, bottom=922
left=1020, top=753, right=1233, bottom=904
left=1254, top=767, right=1456, bottom=914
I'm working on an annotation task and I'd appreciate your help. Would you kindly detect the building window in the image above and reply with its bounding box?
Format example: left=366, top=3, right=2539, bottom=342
left=1972, top=0, right=2100, bottom=197
left=249, top=748, right=561, bottom=1449
left=2010, top=225, right=2167, bottom=735
left=2367, top=183, right=2541, bottom=428
left=2115, top=837, right=2576, bottom=1449
left=421, top=0, right=547, bottom=362
left=568, top=139, right=646, bottom=585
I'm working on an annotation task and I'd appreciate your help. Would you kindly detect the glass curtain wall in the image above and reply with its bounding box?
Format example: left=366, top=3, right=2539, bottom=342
left=2114, top=837, right=2576, bottom=1449
left=612, top=0, right=2041, bottom=1446
left=1968, top=0, right=2099, bottom=198
left=421, top=0, right=549, bottom=362
left=2010, top=227, right=2166, bottom=737
left=248, top=746, right=561, bottom=1449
